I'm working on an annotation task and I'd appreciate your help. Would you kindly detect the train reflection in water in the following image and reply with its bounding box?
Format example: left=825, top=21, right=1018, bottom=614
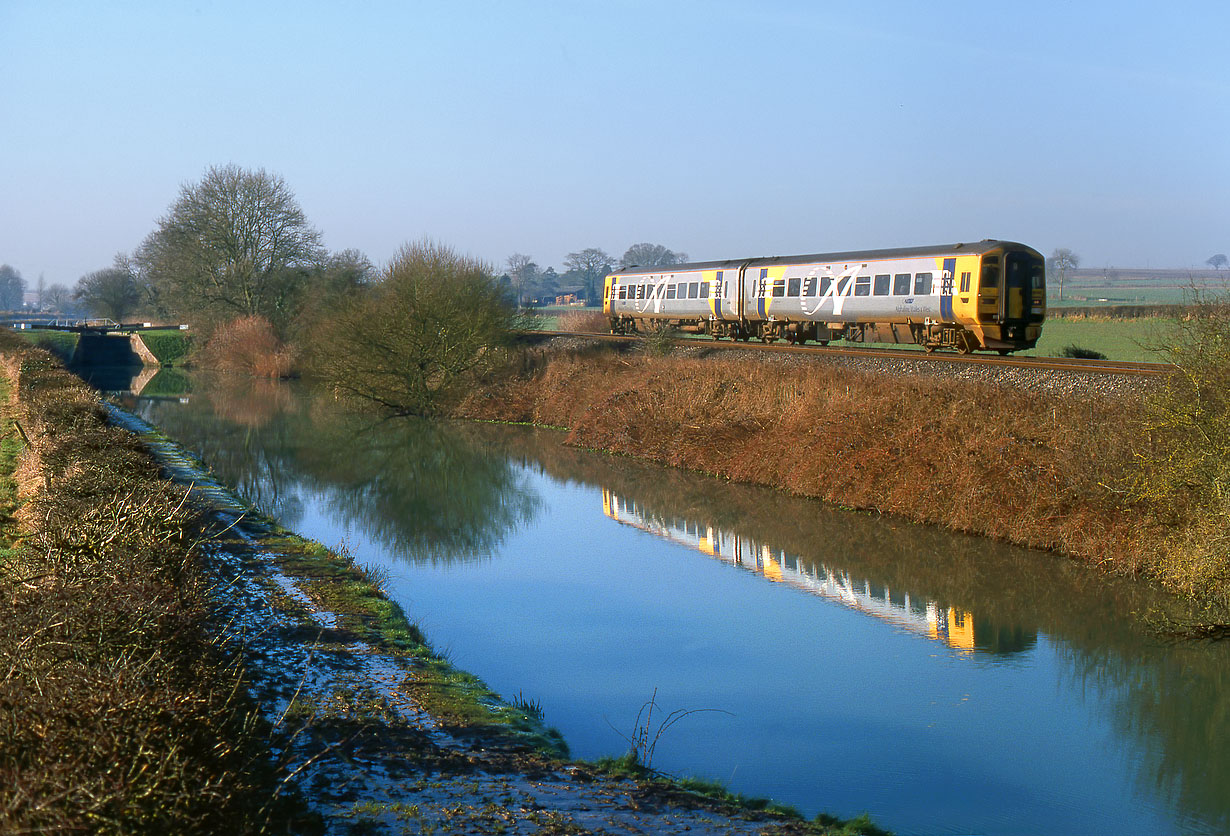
left=603, top=489, right=1034, bottom=655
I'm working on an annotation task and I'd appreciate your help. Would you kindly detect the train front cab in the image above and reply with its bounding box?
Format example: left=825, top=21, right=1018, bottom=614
left=973, top=245, right=1045, bottom=353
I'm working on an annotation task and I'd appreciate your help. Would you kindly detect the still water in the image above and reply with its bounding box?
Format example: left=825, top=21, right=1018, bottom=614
left=104, top=369, right=1229, bottom=836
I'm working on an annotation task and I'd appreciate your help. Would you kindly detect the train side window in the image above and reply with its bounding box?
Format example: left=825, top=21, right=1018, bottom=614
left=893, top=273, right=911, bottom=295
left=617, top=285, right=626, bottom=299
left=802, top=277, right=816, bottom=296
left=960, top=271, right=971, bottom=293
left=771, top=278, right=785, bottom=297
left=787, top=277, right=801, bottom=297
left=854, top=275, right=871, bottom=296
left=690, top=281, right=701, bottom=299
left=666, top=284, right=676, bottom=299
left=636, top=284, right=645, bottom=300
left=914, top=272, right=933, bottom=295
left=819, top=277, right=832, bottom=296
left=700, top=281, right=709, bottom=299
left=874, top=274, right=890, bottom=295
left=837, top=276, right=850, bottom=294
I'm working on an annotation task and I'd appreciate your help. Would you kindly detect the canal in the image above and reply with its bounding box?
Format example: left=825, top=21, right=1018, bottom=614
left=102, top=369, right=1230, bottom=836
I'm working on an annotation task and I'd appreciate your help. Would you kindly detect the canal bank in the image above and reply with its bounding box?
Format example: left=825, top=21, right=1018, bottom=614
left=0, top=342, right=881, bottom=833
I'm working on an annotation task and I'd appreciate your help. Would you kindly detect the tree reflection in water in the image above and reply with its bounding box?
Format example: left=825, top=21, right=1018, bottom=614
left=130, top=373, right=539, bottom=565
left=124, top=373, right=1230, bottom=834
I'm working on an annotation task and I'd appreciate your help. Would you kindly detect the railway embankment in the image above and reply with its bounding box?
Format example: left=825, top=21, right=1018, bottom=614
left=455, top=338, right=1230, bottom=621
left=0, top=337, right=881, bottom=833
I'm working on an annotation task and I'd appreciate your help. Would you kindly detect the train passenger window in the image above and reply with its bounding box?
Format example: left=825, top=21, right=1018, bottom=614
left=689, top=281, right=700, bottom=299
left=837, top=276, right=850, bottom=294
left=787, top=277, right=801, bottom=297
left=700, top=281, right=709, bottom=299
left=819, top=277, right=832, bottom=296
left=893, top=273, right=911, bottom=295
left=914, top=272, right=933, bottom=295
left=960, top=271, right=971, bottom=293
left=636, top=284, right=645, bottom=300
left=802, top=277, right=816, bottom=296
left=666, top=284, right=676, bottom=299
left=854, top=276, right=871, bottom=296
left=771, top=278, right=785, bottom=298
left=617, top=285, right=626, bottom=299
left=874, top=274, right=890, bottom=295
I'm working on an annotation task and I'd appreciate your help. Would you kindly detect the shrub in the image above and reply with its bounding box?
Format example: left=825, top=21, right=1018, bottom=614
left=556, top=310, right=610, bottom=333
left=1060, top=344, right=1108, bottom=360
left=307, top=240, right=524, bottom=415
left=195, top=315, right=295, bottom=378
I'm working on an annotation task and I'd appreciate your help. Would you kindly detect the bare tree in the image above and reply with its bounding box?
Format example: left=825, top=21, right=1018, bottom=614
left=0, top=265, right=25, bottom=311
left=564, top=247, right=613, bottom=304
left=135, top=164, right=325, bottom=331
left=620, top=243, right=687, bottom=269
left=1047, top=248, right=1080, bottom=302
left=505, top=253, right=536, bottom=307
left=1207, top=254, right=1228, bottom=271
left=42, top=283, right=75, bottom=314
left=75, top=258, right=143, bottom=321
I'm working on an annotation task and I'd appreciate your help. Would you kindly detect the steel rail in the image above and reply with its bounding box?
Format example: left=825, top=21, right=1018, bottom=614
left=523, top=330, right=1175, bottom=377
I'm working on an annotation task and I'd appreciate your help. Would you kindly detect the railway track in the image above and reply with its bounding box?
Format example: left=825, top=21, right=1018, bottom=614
left=524, top=330, right=1174, bottom=377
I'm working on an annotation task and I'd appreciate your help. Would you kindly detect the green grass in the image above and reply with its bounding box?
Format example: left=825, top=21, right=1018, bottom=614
left=138, top=329, right=192, bottom=365
left=1018, top=317, right=1175, bottom=362
left=13, top=329, right=78, bottom=361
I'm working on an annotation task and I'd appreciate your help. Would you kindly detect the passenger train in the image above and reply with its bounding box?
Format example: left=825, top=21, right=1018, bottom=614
left=602, top=239, right=1045, bottom=354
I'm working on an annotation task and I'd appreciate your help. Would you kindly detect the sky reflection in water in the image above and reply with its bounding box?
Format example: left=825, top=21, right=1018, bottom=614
left=121, top=372, right=1230, bottom=836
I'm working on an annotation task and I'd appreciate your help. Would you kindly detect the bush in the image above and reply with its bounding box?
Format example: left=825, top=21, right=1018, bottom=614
left=307, top=240, right=524, bottom=415
left=195, top=315, right=295, bottom=378
left=1059, top=344, right=1108, bottom=360
left=556, top=310, right=610, bottom=333
left=1129, top=291, right=1230, bottom=610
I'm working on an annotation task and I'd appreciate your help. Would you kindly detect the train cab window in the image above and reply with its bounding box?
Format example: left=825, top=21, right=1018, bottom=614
left=980, top=259, right=1000, bottom=295
left=665, top=284, right=676, bottom=299
left=914, top=272, right=933, bottom=295
left=700, top=281, right=709, bottom=299
left=874, top=274, right=890, bottom=296
left=960, top=271, right=971, bottom=293
left=893, top=273, right=911, bottom=295
left=802, top=277, right=817, bottom=296
left=688, top=281, right=700, bottom=299
left=787, top=277, right=801, bottom=297
left=771, top=278, right=785, bottom=297
left=819, top=277, right=832, bottom=296
left=854, top=275, right=871, bottom=296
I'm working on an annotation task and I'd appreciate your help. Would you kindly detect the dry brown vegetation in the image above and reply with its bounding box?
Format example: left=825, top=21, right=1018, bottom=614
left=457, top=343, right=1226, bottom=613
left=0, top=335, right=293, bottom=833
left=555, top=309, right=611, bottom=333
left=195, top=314, right=296, bottom=378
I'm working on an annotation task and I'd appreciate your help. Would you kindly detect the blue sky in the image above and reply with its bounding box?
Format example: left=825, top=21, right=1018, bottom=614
left=2, top=0, right=1227, bottom=287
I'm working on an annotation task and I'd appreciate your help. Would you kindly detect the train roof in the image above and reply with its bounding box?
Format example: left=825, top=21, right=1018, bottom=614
left=611, top=240, right=1038, bottom=276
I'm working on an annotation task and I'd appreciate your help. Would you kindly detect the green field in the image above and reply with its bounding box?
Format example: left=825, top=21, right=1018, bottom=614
left=1019, top=317, right=1175, bottom=362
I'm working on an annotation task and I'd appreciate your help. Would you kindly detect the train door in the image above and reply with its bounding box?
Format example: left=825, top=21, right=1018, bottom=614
left=940, top=257, right=956, bottom=321
left=1002, top=251, right=1035, bottom=324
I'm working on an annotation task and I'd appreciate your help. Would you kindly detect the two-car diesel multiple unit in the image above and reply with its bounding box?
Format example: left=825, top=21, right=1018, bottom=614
left=602, top=240, right=1045, bottom=353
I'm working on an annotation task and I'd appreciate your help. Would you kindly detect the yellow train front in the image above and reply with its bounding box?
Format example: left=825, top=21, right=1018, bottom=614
left=602, top=240, right=1045, bottom=353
